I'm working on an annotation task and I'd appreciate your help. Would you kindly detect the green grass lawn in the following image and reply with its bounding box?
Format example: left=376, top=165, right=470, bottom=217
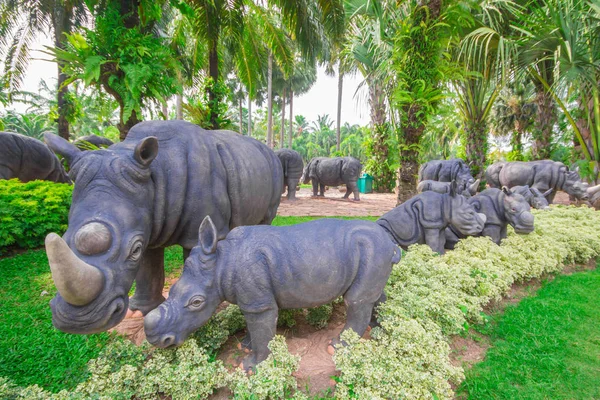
left=459, top=265, right=600, bottom=399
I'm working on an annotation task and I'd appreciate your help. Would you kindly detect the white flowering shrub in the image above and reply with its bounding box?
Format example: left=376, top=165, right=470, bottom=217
left=2, top=206, right=599, bottom=399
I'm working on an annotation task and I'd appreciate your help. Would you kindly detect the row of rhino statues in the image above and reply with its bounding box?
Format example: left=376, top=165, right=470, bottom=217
left=417, top=158, right=600, bottom=210
left=5, top=121, right=596, bottom=372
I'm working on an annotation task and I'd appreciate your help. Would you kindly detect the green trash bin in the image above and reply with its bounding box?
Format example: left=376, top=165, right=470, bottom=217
left=357, top=173, right=374, bottom=194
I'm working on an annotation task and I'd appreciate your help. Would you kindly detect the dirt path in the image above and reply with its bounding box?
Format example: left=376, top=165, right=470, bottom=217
left=277, top=187, right=396, bottom=217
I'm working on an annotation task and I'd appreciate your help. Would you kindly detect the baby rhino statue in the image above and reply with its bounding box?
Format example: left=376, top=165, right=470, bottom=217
left=302, top=156, right=362, bottom=201
left=445, top=187, right=534, bottom=248
left=511, top=185, right=551, bottom=210
left=275, top=149, right=304, bottom=201
left=145, top=216, right=401, bottom=371
left=376, top=182, right=487, bottom=254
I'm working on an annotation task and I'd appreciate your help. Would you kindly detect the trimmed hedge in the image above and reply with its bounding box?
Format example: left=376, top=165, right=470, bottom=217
left=0, top=180, right=72, bottom=254
left=1, top=206, right=599, bottom=399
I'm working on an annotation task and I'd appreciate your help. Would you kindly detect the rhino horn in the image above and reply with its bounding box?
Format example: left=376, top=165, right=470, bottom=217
left=45, top=233, right=105, bottom=306
left=587, top=184, right=600, bottom=196
left=469, top=179, right=480, bottom=195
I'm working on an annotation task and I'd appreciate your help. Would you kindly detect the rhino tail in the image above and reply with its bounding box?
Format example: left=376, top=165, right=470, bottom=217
left=391, top=246, right=401, bottom=264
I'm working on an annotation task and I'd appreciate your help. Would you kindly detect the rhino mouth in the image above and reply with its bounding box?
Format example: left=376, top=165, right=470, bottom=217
left=50, top=295, right=128, bottom=334
left=513, top=224, right=534, bottom=234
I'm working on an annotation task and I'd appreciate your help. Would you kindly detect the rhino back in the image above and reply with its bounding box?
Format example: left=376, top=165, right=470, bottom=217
left=124, top=121, right=282, bottom=248
left=221, top=220, right=396, bottom=310
left=0, top=132, right=67, bottom=182
left=499, top=161, right=565, bottom=189
left=314, top=157, right=345, bottom=186
left=419, top=159, right=469, bottom=182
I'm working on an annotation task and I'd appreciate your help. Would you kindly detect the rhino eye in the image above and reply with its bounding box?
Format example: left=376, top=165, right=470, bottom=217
left=187, top=295, right=205, bottom=309
left=129, top=241, right=143, bottom=261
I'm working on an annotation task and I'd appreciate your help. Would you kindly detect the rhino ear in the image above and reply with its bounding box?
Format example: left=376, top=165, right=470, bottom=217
left=44, top=132, right=81, bottom=164
left=198, top=216, right=218, bottom=256
left=133, top=137, right=159, bottom=167
left=502, top=186, right=513, bottom=196
left=449, top=180, right=458, bottom=197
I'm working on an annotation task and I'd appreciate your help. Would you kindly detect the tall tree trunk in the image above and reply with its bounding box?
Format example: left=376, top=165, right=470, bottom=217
left=288, top=91, right=294, bottom=149
left=397, top=104, right=425, bottom=203
left=464, top=120, right=488, bottom=181
left=118, top=109, right=141, bottom=141
left=52, top=2, right=73, bottom=140
left=336, top=71, right=343, bottom=152
left=176, top=94, right=183, bottom=119
left=238, top=96, right=243, bottom=135
left=207, top=40, right=220, bottom=129
left=161, top=103, right=168, bottom=119
left=532, top=64, right=556, bottom=160
left=267, top=53, right=274, bottom=148
left=280, top=87, right=286, bottom=149
left=368, top=81, right=394, bottom=193
left=247, top=94, right=252, bottom=138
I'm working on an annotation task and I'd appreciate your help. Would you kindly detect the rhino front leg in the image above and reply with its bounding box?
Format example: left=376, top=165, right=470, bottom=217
left=240, top=308, right=278, bottom=372
left=481, top=225, right=502, bottom=245
left=129, top=247, right=166, bottom=315
left=424, top=228, right=445, bottom=254
left=319, top=183, right=326, bottom=196
left=0, top=165, right=15, bottom=180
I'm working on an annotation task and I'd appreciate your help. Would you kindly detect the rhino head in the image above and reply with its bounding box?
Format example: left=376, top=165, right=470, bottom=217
left=448, top=181, right=487, bottom=236
left=145, top=216, right=221, bottom=348
left=43, top=133, right=159, bottom=334
left=502, top=187, right=535, bottom=233
left=563, top=168, right=589, bottom=200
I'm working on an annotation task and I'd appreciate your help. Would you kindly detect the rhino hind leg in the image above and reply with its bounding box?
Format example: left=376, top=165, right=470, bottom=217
left=240, top=308, right=278, bottom=372
left=311, top=180, right=320, bottom=197
left=369, top=292, right=386, bottom=328
left=344, top=181, right=360, bottom=201
left=330, top=299, right=375, bottom=351
left=287, top=178, right=299, bottom=201
left=319, top=183, right=326, bottom=197
left=128, top=247, right=166, bottom=315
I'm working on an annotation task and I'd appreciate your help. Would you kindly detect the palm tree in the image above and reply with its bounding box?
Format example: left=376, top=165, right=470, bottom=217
left=491, top=82, right=537, bottom=160
left=0, top=0, right=87, bottom=139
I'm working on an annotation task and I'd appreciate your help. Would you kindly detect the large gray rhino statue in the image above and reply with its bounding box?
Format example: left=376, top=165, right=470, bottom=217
left=0, top=131, right=70, bottom=183
left=74, top=134, right=115, bottom=150
left=145, top=216, right=400, bottom=371
left=418, top=159, right=477, bottom=195
left=485, top=160, right=596, bottom=203
left=43, top=120, right=283, bottom=334
left=302, top=156, right=362, bottom=201
left=376, top=183, right=487, bottom=254
left=445, top=187, right=534, bottom=248
left=275, top=149, right=303, bottom=201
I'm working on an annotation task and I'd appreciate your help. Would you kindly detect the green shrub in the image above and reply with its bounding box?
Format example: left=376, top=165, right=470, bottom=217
left=0, top=179, right=72, bottom=253
left=306, top=304, right=334, bottom=329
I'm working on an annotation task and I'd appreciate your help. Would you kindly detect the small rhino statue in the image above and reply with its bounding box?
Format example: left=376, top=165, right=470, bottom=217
left=275, top=149, right=303, bottom=201
left=376, top=182, right=487, bottom=254
left=417, top=179, right=480, bottom=198
left=418, top=158, right=477, bottom=195
left=511, top=185, right=551, bottom=210
left=302, top=156, right=362, bottom=201
left=445, top=187, right=534, bottom=249
left=144, top=216, right=401, bottom=371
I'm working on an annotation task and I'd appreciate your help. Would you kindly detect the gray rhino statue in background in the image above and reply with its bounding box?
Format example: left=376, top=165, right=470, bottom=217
left=74, top=134, right=115, bottom=150
left=376, top=182, right=487, bottom=254
left=485, top=160, right=597, bottom=203
left=417, top=179, right=480, bottom=198
left=275, top=149, right=303, bottom=201
left=511, top=185, right=551, bottom=210
left=445, top=187, right=534, bottom=248
left=302, top=156, right=362, bottom=201
left=418, top=158, right=477, bottom=195
left=145, top=216, right=400, bottom=371
left=43, top=120, right=283, bottom=334
left=0, top=131, right=70, bottom=183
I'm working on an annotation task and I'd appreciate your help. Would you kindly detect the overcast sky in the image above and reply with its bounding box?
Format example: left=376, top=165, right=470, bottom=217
left=2, top=35, right=371, bottom=126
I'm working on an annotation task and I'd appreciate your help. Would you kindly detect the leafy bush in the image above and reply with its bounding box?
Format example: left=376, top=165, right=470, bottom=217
left=306, top=304, right=334, bottom=329
left=2, top=207, right=599, bottom=399
left=0, top=180, right=72, bottom=254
